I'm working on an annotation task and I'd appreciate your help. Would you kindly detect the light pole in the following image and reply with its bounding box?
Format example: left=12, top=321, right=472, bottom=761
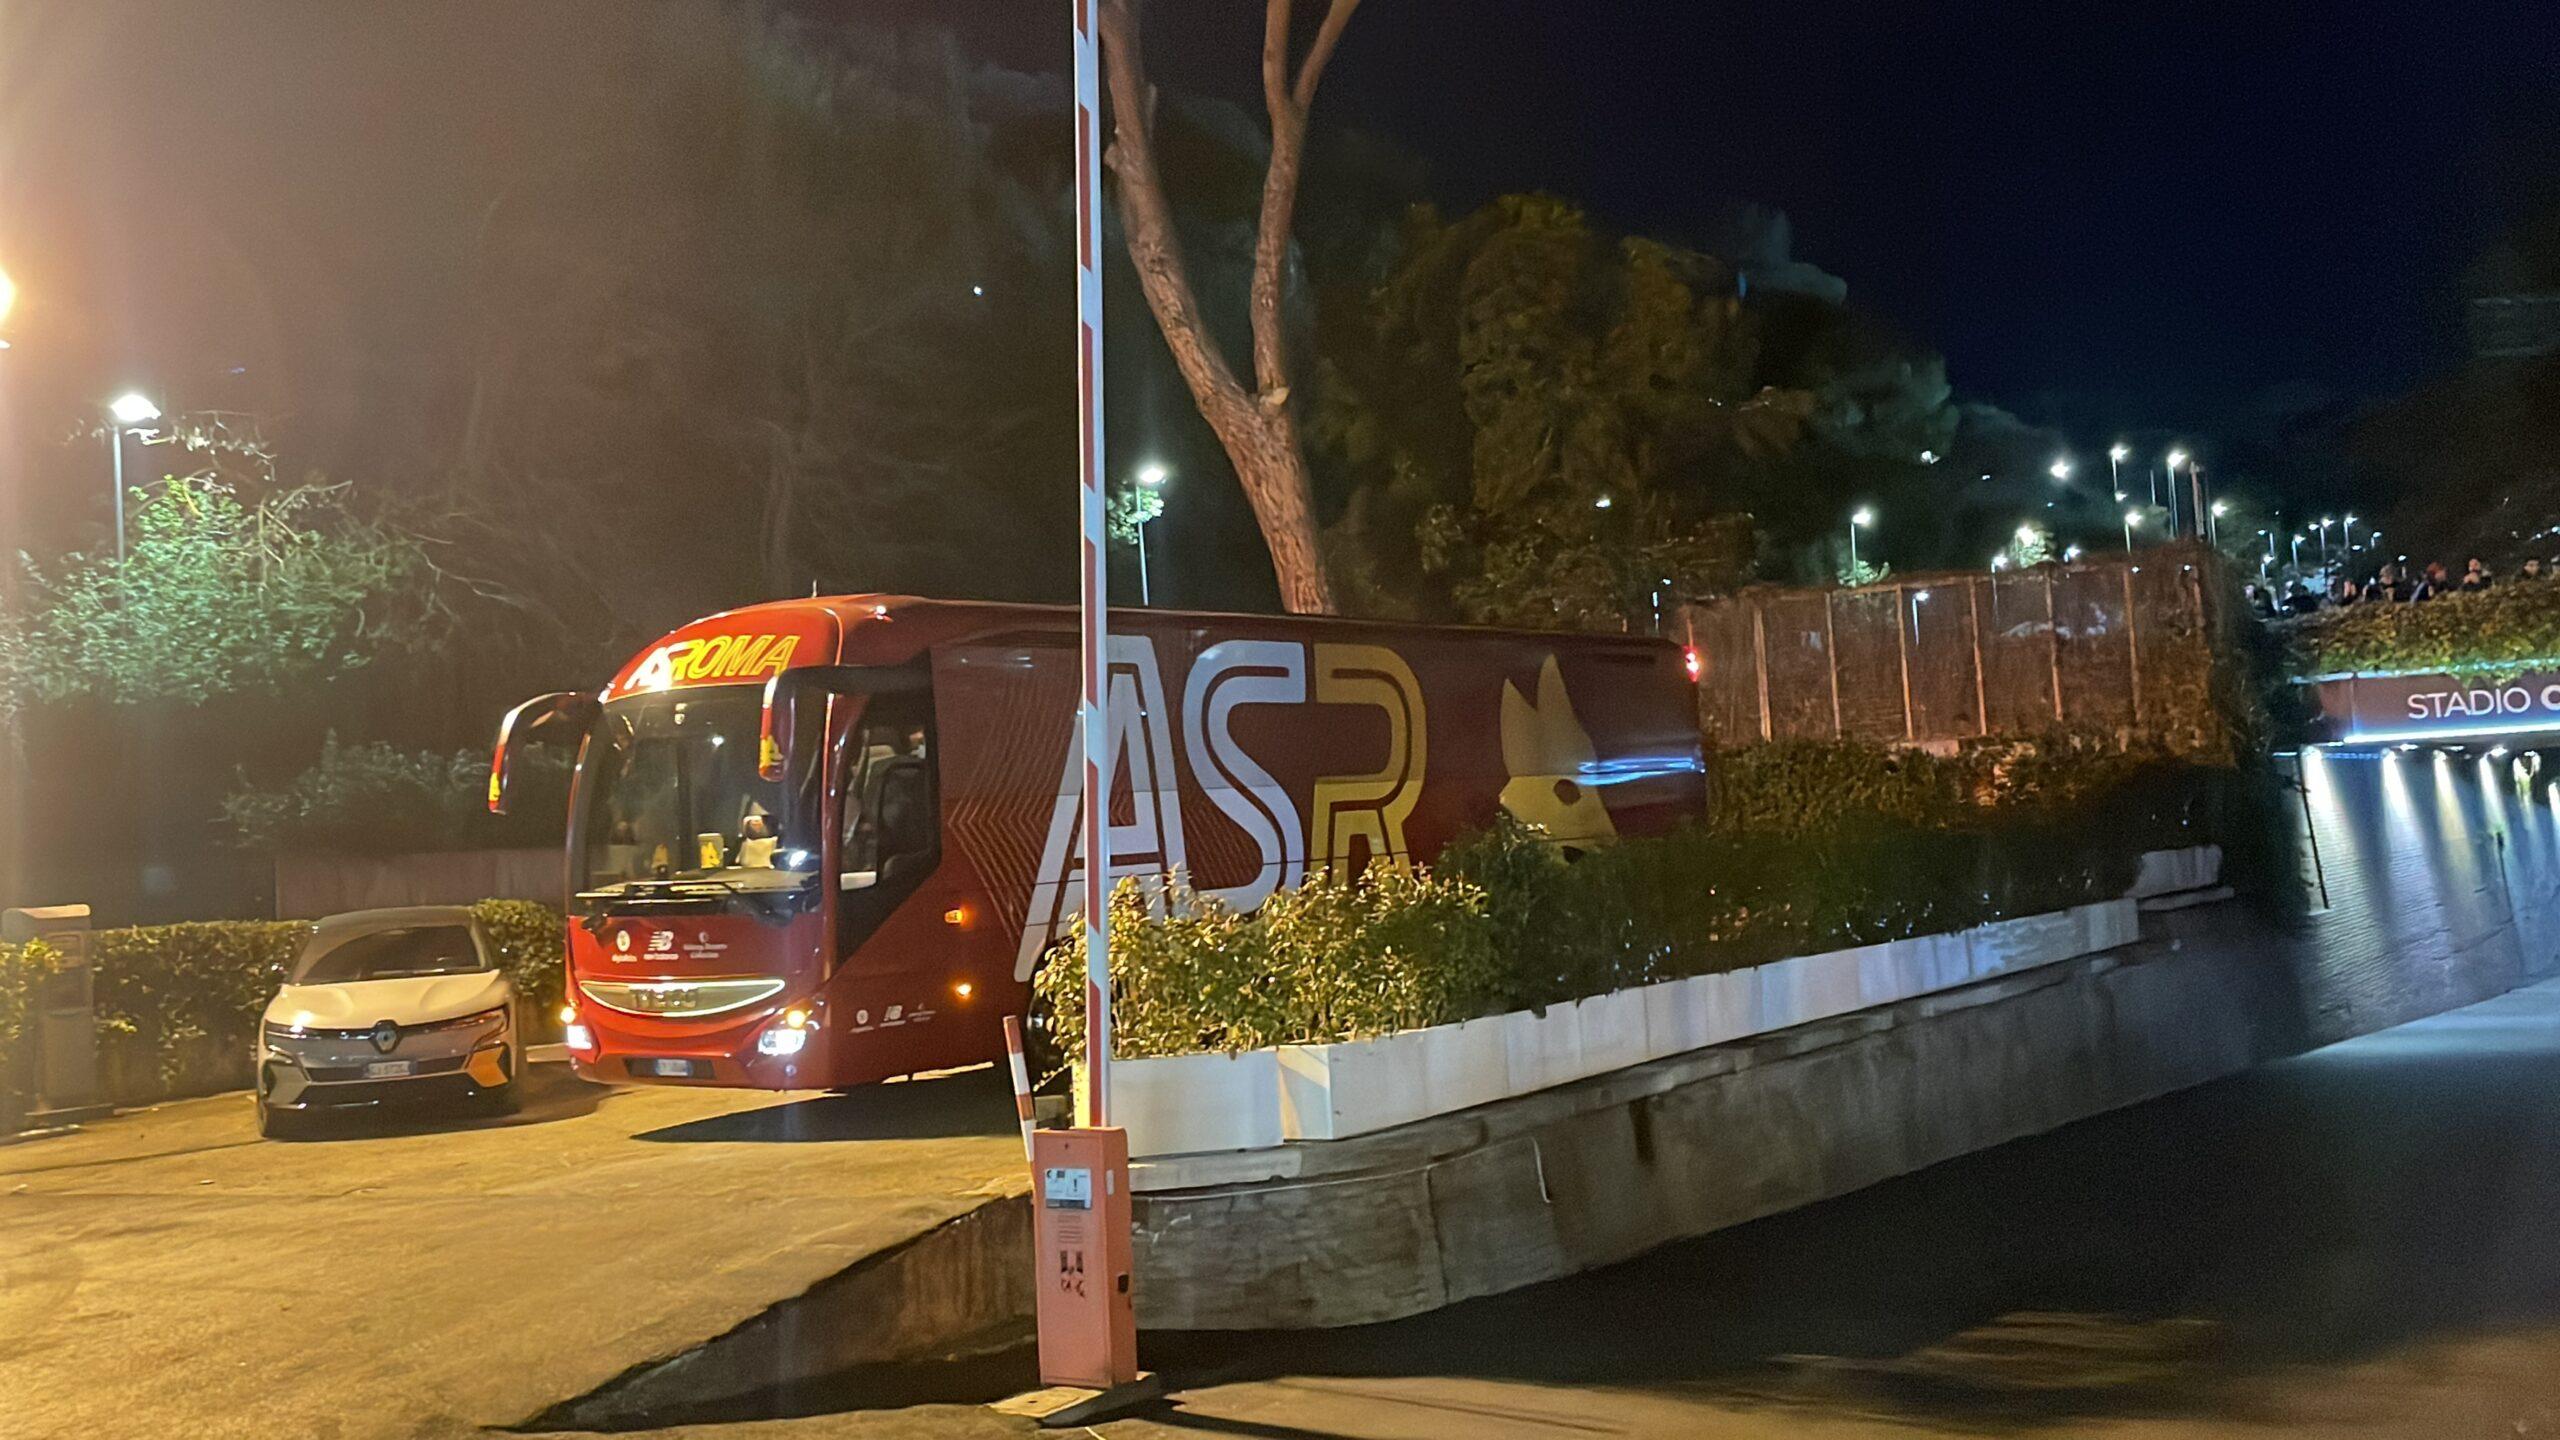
left=2165, top=449, right=2188, bottom=537
left=106, top=392, right=161, bottom=563
left=2315, top=516, right=2334, bottom=565
left=2049, top=457, right=2072, bottom=484
left=2123, top=508, right=2142, bottom=553
left=1848, top=505, right=1875, bottom=580
left=2290, top=532, right=2305, bottom=570
left=1133, top=462, right=1168, bottom=605
left=2109, top=443, right=2128, bottom=503
left=2342, top=512, right=2359, bottom=556
left=2209, top=499, right=2229, bottom=549
left=2258, top=528, right=2274, bottom=578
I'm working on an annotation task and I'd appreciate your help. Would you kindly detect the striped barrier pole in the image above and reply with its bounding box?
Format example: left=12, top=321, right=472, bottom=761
left=1072, top=0, right=1113, bottom=1131
left=1002, top=1014, right=1037, bottom=1162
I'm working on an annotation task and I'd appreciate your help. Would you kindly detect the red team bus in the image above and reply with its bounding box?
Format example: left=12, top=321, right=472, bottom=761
left=490, top=597, right=1705, bottom=1092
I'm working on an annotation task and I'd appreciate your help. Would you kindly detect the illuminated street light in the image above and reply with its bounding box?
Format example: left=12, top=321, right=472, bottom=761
left=2342, top=512, right=2360, bottom=553
left=2123, top=508, right=2142, bottom=553
left=1847, top=505, right=1875, bottom=579
left=104, top=392, right=163, bottom=564
left=1593, top=494, right=1613, bottom=510
left=2064, top=544, right=2084, bottom=562
left=2209, top=498, right=2230, bottom=547
left=2049, top=458, right=2072, bottom=482
left=2315, top=515, right=2334, bottom=565
left=1131, top=462, right=1171, bottom=605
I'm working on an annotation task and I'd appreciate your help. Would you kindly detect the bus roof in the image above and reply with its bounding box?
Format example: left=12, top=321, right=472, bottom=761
left=603, top=594, right=1688, bottom=699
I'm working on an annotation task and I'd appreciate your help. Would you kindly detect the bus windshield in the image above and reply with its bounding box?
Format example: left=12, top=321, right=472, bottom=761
left=574, top=689, right=819, bottom=899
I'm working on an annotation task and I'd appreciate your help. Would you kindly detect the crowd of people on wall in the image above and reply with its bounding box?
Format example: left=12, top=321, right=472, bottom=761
left=2246, top=556, right=2543, bottom=619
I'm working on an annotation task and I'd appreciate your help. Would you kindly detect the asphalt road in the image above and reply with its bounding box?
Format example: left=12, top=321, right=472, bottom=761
left=1090, top=976, right=2560, bottom=1440
left=0, top=1058, right=1024, bottom=1440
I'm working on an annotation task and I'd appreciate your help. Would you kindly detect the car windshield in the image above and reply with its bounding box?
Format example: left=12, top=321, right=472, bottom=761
left=574, top=688, right=819, bottom=897
left=292, top=924, right=486, bottom=985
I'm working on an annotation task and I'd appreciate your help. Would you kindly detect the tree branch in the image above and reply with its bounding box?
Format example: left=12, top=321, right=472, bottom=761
left=1100, top=0, right=1251, bottom=425
left=1292, top=0, right=1361, bottom=111
left=1262, top=0, right=1295, bottom=123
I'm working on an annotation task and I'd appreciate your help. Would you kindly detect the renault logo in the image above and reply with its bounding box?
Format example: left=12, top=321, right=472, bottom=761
left=370, top=1021, right=400, bottom=1054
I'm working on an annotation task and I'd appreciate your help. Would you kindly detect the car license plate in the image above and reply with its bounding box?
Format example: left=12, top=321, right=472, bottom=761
left=650, top=1058, right=694, bottom=1077
left=364, top=1059, right=415, bottom=1079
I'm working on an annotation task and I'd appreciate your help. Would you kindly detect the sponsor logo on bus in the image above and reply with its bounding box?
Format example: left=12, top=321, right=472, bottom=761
left=626, top=633, right=802, bottom=692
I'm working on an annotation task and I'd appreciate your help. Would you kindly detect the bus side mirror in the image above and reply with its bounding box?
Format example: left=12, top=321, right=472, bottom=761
left=489, top=691, right=599, bottom=815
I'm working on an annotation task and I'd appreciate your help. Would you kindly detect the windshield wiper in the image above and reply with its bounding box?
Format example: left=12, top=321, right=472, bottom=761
left=575, top=874, right=802, bottom=927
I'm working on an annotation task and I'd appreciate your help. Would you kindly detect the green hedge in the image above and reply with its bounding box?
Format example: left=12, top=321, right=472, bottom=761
left=1037, top=802, right=2155, bottom=1066
left=1, top=901, right=566, bottom=1087
left=2287, top=580, right=2560, bottom=679
left=1703, top=735, right=2211, bottom=837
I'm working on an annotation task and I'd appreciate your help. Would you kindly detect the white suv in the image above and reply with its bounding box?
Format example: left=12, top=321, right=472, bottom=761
left=255, top=907, right=521, bottom=1137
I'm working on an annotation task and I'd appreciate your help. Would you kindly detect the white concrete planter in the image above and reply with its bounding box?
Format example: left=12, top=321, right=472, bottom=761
left=1643, top=974, right=1711, bottom=1058
left=1112, top=1049, right=1282, bottom=1155
left=1576, top=987, right=1651, bottom=1080
left=1417, top=1016, right=1513, bottom=1118
left=1503, top=1000, right=1584, bottom=1096
left=1114, top=869, right=2165, bottom=1159
left=2127, top=845, right=2223, bottom=899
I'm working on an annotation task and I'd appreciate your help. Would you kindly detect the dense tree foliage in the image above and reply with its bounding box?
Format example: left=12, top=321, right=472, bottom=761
left=1314, top=195, right=1957, bottom=628
left=0, top=433, right=450, bottom=718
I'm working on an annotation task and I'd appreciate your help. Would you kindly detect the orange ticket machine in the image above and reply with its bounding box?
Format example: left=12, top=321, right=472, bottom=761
left=1031, top=1127, right=1138, bottom=1390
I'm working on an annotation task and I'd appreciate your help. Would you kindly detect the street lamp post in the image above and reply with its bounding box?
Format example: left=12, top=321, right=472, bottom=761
left=2291, top=532, right=2305, bottom=569
left=2315, top=516, right=2334, bottom=565
left=2109, top=443, right=2128, bottom=504
left=1848, top=506, right=1875, bottom=580
left=106, top=392, right=161, bottom=564
left=2165, top=449, right=2188, bottom=537
left=1133, top=463, right=1168, bottom=606
left=2342, top=513, right=2360, bottom=556
left=2123, top=508, right=2141, bottom=553
left=2209, top=499, right=2229, bottom=549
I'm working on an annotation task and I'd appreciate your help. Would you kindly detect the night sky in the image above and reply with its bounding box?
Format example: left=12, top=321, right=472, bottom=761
left=905, top=0, right=2560, bottom=436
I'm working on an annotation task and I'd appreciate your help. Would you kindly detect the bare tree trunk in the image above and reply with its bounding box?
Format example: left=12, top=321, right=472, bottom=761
left=1099, top=0, right=1351, bottom=616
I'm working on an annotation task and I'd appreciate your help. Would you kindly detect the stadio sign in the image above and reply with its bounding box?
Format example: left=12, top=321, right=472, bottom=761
left=2311, top=668, right=2560, bottom=743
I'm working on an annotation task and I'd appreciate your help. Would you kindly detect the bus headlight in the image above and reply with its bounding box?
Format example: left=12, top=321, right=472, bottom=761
left=756, top=1024, right=809, bottom=1057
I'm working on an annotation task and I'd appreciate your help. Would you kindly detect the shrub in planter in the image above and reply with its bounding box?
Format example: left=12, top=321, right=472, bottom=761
left=1035, top=869, right=1500, bottom=1074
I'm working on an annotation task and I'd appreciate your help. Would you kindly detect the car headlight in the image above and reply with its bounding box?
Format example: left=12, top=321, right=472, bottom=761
left=435, top=1006, right=510, bottom=1030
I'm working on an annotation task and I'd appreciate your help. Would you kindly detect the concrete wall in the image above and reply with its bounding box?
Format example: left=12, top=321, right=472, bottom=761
left=273, top=848, right=560, bottom=919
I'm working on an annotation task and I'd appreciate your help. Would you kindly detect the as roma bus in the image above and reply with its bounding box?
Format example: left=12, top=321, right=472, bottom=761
left=490, top=597, right=1706, bottom=1092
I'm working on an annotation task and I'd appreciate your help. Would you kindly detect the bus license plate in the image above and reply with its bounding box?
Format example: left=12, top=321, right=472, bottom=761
left=364, top=1060, right=415, bottom=1079
left=650, top=1059, right=695, bottom=1077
